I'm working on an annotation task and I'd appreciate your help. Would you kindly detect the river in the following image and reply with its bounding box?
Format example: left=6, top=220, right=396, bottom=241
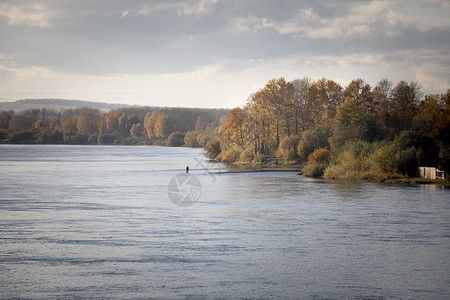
left=0, top=145, right=449, bottom=299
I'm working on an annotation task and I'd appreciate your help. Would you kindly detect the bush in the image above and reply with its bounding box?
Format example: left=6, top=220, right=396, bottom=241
left=395, top=130, right=438, bottom=167
left=217, top=147, right=241, bottom=163
left=8, top=130, right=36, bottom=144
left=0, top=129, right=8, bottom=141
left=36, top=130, right=64, bottom=144
left=370, top=135, right=420, bottom=177
left=335, top=142, right=371, bottom=172
left=302, top=161, right=329, bottom=177
left=184, top=131, right=200, bottom=147
left=97, top=133, right=117, bottom=144
left=297, top=124, right=331, bottom=161
left=276, top=135, right=300, bottom=162
left=301, top=147, right=329, bottom=177
left=396, top=147, right=419, bottom=177
left=439, top=145, right=450, bottom=172
left=253, top=152, right=264, bottom=164
left=197, top=130, right=215, bottom=147
left=88, top=134, right=98, bottom=144
left=167, top=131, right=185, bottom=147
left=239, top=146, right=255, bottom=163
left=205, top=138, right=222, bottom=159
left=322, top=141, right=374, bottom=180
left=308, top=147, right=330, bottom=163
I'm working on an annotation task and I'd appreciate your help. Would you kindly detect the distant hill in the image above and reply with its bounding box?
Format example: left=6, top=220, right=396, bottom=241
left=0, top=99, right=132, bottom=112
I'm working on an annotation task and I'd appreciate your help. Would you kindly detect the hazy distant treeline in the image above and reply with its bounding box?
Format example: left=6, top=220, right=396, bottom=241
left=0, top=106, right=229, bottom=147
left=204, top=77, right=449, bottom=180
left=15, top=99, right=130, bottom=110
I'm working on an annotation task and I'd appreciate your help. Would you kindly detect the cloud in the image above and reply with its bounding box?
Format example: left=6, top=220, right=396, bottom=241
left=0, top=0, right=448, bottom=107
left=0, top=2, right=53, bottom=27
left=122, top=0, right=219, bottom=17
left=177, top=0, right=219, bottom=16
left=228, top=1, right=450, bottom=39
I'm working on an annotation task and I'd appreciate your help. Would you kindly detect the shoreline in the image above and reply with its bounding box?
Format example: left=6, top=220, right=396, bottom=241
left=210, top=163, right=303, bottom=174
left=210, top=163, right=449, bottom=186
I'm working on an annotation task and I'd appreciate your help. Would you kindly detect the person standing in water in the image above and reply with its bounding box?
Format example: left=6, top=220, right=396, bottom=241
left=186, top=166, right=189, bottom=173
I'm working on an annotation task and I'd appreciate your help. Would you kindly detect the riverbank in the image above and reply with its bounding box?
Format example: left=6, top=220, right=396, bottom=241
left=213, top=161, right=449, bottom=187
left=211, top=164, right=303, bottom=174
left=386, top=177, right=450, bottom=186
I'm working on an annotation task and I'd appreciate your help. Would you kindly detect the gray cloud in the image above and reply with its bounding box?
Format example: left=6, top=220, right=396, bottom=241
left=0, top=0, right=448, bottom=105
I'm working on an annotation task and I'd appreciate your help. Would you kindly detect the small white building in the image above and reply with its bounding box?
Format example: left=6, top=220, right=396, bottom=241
left=418, top=167, right=445, bottom=179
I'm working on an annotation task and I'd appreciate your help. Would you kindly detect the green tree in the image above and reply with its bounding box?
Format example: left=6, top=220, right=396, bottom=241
left=344, top=78, right=373, bottom=109
left=167, top=132, right=185, bottom=147
left=372, top=78, right=392, bottom=117
left=276, top=135, right=300, bottom=162
left=388, top=81, right=422, bottom=134
left=297, top=124, right=331, bottom=161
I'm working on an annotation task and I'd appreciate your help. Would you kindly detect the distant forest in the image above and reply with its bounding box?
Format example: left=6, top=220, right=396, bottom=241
left=16, top=99, right=130, bottom=110
left=0, top=105, right=229, bottom=147
left=204, top=77, right=449, bottom=180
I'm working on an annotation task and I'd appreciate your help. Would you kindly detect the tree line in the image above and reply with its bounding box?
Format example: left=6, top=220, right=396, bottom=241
left=0, top=106, right=229, bottom=147
left=205, top=77, right=449, bottom=180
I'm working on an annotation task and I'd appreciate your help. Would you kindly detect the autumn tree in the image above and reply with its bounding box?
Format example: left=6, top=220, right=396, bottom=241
left=154, top=113, right=172, bottom=138
left=184, top=131, right=200, bottom=147
left=372, top=79, right=392, bottom=115
left=221, top=107, right=247, bottom=147
left=130, top=123, right=145, bottom=138
left=61, top=115, right=78, bottom=135
left=33, top=120, right=47, bottom=130
left=246, top=90, right=272, bottom=154
left=264, top=77, right=294, bottom=141
left=144, top=111, right=161, bottom=138
left=291, top=77, right=310, bottom=134
left=388, top=81, right=422, bottom=134
left=9, top=115, right=33, bottom=131
left=98, top=111, right=119, bottom=134
left=76, top=108, right=100, bottom=136
left=303, top=78, right=343, bottom=128
left=344, top=78, right=373, bottom=110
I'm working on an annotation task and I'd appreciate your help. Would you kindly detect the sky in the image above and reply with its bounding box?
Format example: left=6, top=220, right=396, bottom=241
left=0, top=0, right=449, bottom=108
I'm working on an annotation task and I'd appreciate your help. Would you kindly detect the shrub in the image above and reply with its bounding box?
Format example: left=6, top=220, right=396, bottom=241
left=0, top=128, right=8, bottom=141
left=276, top=135, right=300, bottom=162
left=205, top=138, right=222, bottom=159
left=239, top=146, right=255, bottom=163
left=184, top=131, right=200, bottom=147
left=307, top=147, right=329, bottom=163
left=36, top=130, right=64, bottom=144
left=87, top=134, right=98, bottom=144
left=8, top=130, right=36, bottom=144
left=370, top=136, right=420, bottom=177
left=301, top=147, right=329, bottom=177
left=395, top=130, right=438, bottom=167
left=97, top=133, right=117, bottom=144
left=297, top=124, right=331, bottom=161
left=167, top=131, right=185, bottom=147
left=322, top=141, right=376, bottom=180
left=217, top=147, right=241, bottom=163
left=253, top=152, right=264, bottom=164
left=302, top=161, right=329, bottom=177
left=197, top=130, right=215, bottom=147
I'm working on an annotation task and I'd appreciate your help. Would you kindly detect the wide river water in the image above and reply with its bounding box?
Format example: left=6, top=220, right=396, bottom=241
left=0, top=145, right=449, bottom=299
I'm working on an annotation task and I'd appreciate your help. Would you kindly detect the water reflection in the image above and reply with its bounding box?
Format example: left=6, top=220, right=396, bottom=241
left=0, top=145, right=449, bottom=299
